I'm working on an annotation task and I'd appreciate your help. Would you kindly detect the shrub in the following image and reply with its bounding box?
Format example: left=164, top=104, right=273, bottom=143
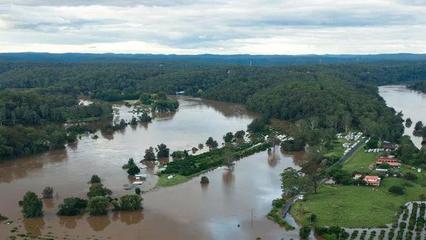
left=299, top=225, right=311, bottom=239
left=404, top=172, right=417, bottom=181
left=388, top=185, right=405, bottom=195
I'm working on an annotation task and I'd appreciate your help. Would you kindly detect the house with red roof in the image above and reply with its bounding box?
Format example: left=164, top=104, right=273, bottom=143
left=376, top=156, right=401, bottom=168
left=363, top=175, right=381, bottom=186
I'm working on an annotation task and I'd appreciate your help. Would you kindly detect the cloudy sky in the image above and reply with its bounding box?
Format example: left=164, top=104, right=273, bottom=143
left=0, top=0, right=425, bottom=54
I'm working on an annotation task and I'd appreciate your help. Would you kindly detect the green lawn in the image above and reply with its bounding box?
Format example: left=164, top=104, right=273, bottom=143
left=156, top=174, right=190, bottom=187
left=342, top=145, right=379, bottom=173
left=324, top=139, right=346, bottom=160
left=291, top=177, right=426, bottom=228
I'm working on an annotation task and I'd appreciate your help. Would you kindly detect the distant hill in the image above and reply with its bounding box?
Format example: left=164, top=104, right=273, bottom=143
left=1, top=52, right=426, bottom=65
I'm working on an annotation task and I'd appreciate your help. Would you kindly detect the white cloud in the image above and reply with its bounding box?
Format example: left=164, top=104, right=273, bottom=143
left=0, top=0, right=425, bottom=54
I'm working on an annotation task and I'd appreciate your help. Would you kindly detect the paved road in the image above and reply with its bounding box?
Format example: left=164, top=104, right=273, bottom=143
left=282, top=138, right=366, bottom=217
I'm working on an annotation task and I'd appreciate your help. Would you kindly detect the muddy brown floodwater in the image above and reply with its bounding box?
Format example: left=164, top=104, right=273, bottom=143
left=0, top=96, right=302, bottom=240
left=379, top=85, right=426, bottom=149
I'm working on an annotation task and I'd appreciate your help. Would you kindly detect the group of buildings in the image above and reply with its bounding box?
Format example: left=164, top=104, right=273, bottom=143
left=361, top=155, right=402, bottom=187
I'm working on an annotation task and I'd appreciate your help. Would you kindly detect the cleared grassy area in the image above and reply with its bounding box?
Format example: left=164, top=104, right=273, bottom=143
left=156, top=174, right=190, bottom=187
left=342, top=145, right=379, bottom=173
left=324, top=138, right=346, bottom=160
left=291, top=177, right=426, bottom=228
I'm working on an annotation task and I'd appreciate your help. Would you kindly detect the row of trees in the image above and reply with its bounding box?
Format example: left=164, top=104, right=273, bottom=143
left=20, top=175, right=143, bottom=218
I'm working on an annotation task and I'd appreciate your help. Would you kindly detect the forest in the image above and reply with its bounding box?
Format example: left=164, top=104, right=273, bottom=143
left=0, top=59, right=424, bottom=160
left=0, top=89, right=111, bottom=160
left=409, top=81, right=426, bottom=93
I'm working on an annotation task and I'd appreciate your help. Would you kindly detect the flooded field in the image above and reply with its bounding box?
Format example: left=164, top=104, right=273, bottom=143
left=0, top=96, right=301, bottom=239
left=379, top=85, right=426, bottom=149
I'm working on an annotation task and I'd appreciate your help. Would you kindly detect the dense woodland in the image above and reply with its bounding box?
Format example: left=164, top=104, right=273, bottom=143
left=0, top=59, right=425, bottom=160
left=409, top=81, right=426, bottom=93
left=0, top=89, right=111, bottom=160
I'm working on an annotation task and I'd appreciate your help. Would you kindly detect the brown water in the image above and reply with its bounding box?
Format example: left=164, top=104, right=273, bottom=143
left=379, top=85, right=426, bottom=149
left=0, top=96, right=301, bottom=240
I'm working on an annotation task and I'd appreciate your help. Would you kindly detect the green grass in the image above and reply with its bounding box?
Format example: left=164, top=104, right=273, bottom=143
left=324, top=139, right=346, bottom=160
left=156, top=174, right=190, bottom=187
left=291, top=177, right=426, bottom=228
left=342, top=145, right=379, bottom=173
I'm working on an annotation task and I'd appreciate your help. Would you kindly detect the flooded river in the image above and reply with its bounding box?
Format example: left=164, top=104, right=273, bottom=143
left=379, top=85, right=426, bottom=148
left=0, top=96, right=301, bottom=240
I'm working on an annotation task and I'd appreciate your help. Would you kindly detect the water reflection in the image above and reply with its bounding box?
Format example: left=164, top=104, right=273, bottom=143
left=87, top=215, right=111, bottom=231
left=115, top=211, right=144, bottom=225
left=59, top=215, right=83, bottom=229
left=23, top=217, right=45, bottom=237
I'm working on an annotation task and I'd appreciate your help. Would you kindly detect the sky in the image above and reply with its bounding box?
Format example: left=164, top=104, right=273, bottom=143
left=0, top=0, right=425, bottom=54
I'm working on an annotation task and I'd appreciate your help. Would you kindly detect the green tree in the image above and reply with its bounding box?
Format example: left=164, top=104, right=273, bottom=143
left=42, top=186, right=54, bottom=199
left=206, top=137, right=218, bottom=149
left=223, top=132, right=234, bottom=143
left=127, top=164, right=140, bottom=176
left=118, top=194, right=143, bottom=211
left=20, top=191, right=43, bottom=218
left=156, top=143, right=170, bottom=158
left=90, top=175, right=101, bottom=184
left=281, top=168, right=309, bottom=197
left=87, top=184, right=112, bottom=198
left=57, top=197, right=88, bottom=216
left=144, top=147, right=156, bottom=161
left=87, top=196, right=110, bottom=216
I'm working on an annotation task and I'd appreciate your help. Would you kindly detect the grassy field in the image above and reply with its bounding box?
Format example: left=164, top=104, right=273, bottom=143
left=156, top=174, right=190, bottom=187
left=323, top=138, right=346, bottom=160
left=342, top=145, right=379, bottom=173
left=291, top=177, right=426, bottom=228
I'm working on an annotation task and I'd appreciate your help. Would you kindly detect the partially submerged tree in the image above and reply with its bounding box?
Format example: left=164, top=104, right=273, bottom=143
left=200, top=176, right=210, bottom=185
left=156, top=143, right=170, bottom=158
left=57, top=197, right=88, bottom=216
left=42, top=186, right=54, bottom=199
left=87, top=184, right=112, bottom=198
left=206, top=137, right=218, bottom=149
left=87, top=196, right=110, bottom=216
left=118, top=194, right=143, bottom=211
left=20, top=191, right=43, bottom=218
left=143, top=147, right=156, bottom=161
left=89, top=175, right=101, bottom=184
left=223, top=132, right=234, bottom=143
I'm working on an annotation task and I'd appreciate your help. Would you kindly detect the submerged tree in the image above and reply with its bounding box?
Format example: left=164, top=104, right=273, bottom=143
left=405, top=118, right=413, bottom=128
left=156, top=143, right=170, bottom=158
left=89, top=175, right=101, bottom=184
left=87, top=196, right=110, bottom=216
left=20, top=191, right=43, bottom=218
left=139, top=112, right=152, bottom=123
left=223, top=132, right=234, bottom=143
left=118, top=194, right=143, bottom=211
left=206, top=137, right=218, bottom=149
left=42, top=186, right=54, bottom=199
left=143, top=147, right=156, bottom=161
left=57, top=197, right=88, bottom=216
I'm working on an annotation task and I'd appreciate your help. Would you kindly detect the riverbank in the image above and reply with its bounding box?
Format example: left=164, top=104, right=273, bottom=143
left=1, top=96, right=302, bottom=240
